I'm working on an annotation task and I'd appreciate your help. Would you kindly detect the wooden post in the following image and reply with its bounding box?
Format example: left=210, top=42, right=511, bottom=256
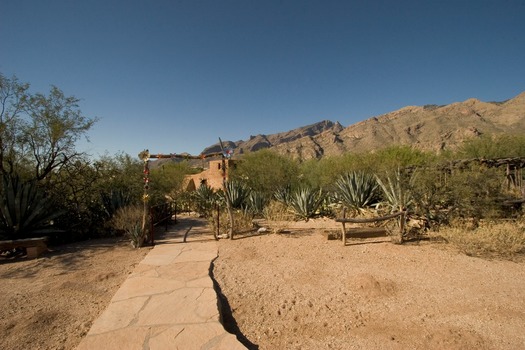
left=399, top=210, right=406, bottom=244
left=215, top=203, right=220, bottom=240
left=149, top=206, right=155, bottom=246
left=341, top=207, right=347, bottom=246
left=223, top=159, right=234, bottom=240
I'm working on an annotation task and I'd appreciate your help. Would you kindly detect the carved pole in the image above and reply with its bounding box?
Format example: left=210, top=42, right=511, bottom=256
left=219, top=138, right=234, bottom=240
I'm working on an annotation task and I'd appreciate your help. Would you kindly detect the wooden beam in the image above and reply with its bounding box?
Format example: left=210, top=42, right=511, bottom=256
left=336, top=210, right=405, bottom=224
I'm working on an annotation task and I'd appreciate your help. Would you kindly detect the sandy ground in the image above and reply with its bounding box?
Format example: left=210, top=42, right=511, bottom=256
left=0, top=237, right=151, bottom=350
left=1, top=218, right=525, bottom=350
left=213, top=219, right=525, bottom=350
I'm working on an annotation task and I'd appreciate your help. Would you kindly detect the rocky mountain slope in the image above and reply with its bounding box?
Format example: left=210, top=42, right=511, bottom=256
left=203, top=92, right=525, bottom=160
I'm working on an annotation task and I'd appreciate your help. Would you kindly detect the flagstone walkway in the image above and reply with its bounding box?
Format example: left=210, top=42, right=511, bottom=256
left=77, top=216, right=246, bottom=350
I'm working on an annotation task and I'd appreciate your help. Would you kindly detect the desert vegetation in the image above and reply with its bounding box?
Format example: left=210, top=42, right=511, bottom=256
left=1, top=72, right=524, bottom=259
left=0, top=73, right=194, bottom=250
left=196, top=143, right=525, bottom=258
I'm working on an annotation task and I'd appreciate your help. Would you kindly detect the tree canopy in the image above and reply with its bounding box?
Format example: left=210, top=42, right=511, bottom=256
left=0, top=73, right=97, bottom=182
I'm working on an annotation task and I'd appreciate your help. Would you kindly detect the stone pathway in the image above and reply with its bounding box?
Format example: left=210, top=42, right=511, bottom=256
left=77, top=216, right=246, bottom=350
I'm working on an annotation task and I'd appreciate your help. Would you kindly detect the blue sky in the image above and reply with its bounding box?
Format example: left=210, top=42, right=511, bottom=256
left=1, top=0, right=524, bottom=158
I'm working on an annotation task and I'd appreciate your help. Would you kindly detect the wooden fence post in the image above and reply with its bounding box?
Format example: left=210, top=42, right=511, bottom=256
left=399, top=210, right=406, bottom=244
left=341, top=207, right=347, bottom=246
left=215, top=203, right=220, bottom=240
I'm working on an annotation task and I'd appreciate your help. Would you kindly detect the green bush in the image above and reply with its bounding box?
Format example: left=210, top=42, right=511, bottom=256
left=230, top=149, right=300, bottom=198
left=444, top=166, right=504, bottom=220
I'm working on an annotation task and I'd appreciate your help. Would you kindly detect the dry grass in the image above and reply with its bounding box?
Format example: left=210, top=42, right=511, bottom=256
left=208, top=210, right=255, bottom=237
left=431, top=220, right=525, bottom=259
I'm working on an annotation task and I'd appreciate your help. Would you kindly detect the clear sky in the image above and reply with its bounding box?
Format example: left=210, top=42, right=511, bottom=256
left=1, top=0, right=524, bottom=158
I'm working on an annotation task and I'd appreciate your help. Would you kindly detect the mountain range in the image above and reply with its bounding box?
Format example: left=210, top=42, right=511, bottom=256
left=202, top=91, right=525, bottom=160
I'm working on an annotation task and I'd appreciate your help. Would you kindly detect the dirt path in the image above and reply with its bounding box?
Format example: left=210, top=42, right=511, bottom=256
left=213, top=230, right=525, bottom=349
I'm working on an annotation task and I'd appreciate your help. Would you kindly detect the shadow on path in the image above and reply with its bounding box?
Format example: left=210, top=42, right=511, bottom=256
left=210, top=258, right=259, bottom=350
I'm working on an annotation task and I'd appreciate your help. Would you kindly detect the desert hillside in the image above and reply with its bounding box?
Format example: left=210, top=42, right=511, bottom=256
left=202, top=92, right=525, bottom=159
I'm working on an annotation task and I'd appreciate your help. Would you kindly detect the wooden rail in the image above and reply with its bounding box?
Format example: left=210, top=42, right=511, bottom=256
left=149, top=202, right=175, bottom=245
left=336, top=209, right=406, bottom=245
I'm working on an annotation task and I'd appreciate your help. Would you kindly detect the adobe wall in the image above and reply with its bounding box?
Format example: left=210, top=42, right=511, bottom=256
left=184, top=159, right=236, bottom=191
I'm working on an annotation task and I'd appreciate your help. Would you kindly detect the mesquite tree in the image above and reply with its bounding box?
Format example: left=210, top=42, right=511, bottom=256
left=0, top=73, right=97, bottom=183
left=0, top=73, right=97, bottom=239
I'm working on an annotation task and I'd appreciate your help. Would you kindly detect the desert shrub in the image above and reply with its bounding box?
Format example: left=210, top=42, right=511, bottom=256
left=458, top=134, right=525, bottom=159
left=230, top=149, right=300, bottom=198
left=101, top=189, right=132, bottom=218
left=175, top=191, right=194, bottom=213
left=370, top=145, right=436, bottom=172
left=208, top=209, right=253, bottom=237
left=411, top=167, right=447, bottom=218
left=149, top=161, right=194, bottom=205
left=263, top=200, right=295, bottom=222
left=445, top=166, right=504, bottom=220
left=111, top=205, right=146, bottom=248
left=300, top=152, right=377, bottom=190
left=433, top=221, right=525, bottom=258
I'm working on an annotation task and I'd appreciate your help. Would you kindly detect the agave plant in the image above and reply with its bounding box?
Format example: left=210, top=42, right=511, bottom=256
left=375, top=169, right=415, bottom=213
left=0, top=175, right=64, bottom=240
left=101, top=189, right=132, bottom=218
left=274, top=185, right=292, bottom=205
left=334, top=171, right=378, bottom=214
left=245, top=190, right=268, bottom=216
left=222, top=180, right=250, bottom=210
left=192, top=184, right=219, bottom=216
left=288, top=186, right=325, bottom=221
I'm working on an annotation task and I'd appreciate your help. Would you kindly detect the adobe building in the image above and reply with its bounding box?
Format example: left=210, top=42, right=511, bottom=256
left=184, top=159, right=237, bottom=191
